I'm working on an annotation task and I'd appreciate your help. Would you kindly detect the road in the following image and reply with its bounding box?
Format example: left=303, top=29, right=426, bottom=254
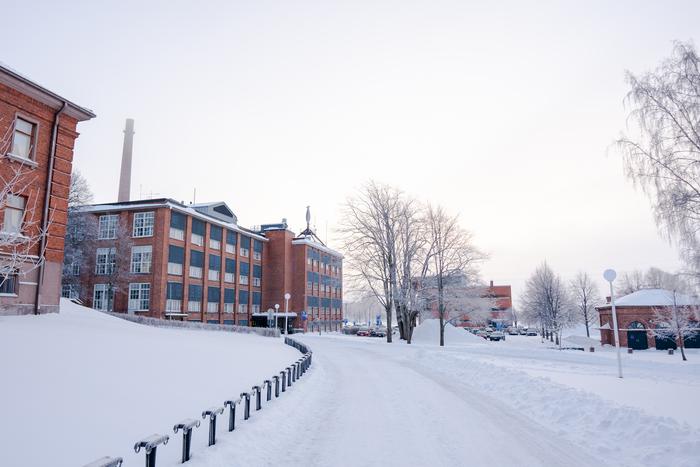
left=183, top=334, right=600, bottom=467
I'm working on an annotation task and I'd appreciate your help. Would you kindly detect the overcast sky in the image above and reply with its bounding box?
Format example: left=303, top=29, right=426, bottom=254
left=5, top=0, right=697, bottom=302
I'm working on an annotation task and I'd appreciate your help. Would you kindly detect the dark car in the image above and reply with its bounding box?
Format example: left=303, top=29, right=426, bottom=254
left=357, top=328, right=371, bottom=337
left=370, top=328, right=387, bottom=337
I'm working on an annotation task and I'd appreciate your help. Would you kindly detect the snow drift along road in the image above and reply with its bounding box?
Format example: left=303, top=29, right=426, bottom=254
left=411, top=318, right=483, bottom=344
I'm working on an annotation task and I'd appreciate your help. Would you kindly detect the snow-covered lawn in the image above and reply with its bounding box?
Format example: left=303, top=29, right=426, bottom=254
left=0, top=300, right=299, bottom=467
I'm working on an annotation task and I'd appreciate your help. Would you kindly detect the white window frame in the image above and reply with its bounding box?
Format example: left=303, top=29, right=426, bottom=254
left=98, top=214, right=118, bottom=240
left=209, top=238, right=221, bottom=250
left=253, top=251, right=261, bottom=261
left=238, top=303, right=248, bottom=314
left=239, top=247, right=249, bottom=258
left=207, top=302, right=219, bottom=313
left=224, top=303, right=234, bottom=313
left=169, top=227, right=184, bottom=240
left=187, top=300, right=201, bottom=312
left=2, top=194, right=26, bottom=235
left=130, top=245, right=152, bottom=274
left=168, top=262, right=183, bottom=275
left=225, top=243, right=235, bottom=254
left=239, top=275, right=249, bottom=285
left=251, top=304, right=260, bottom=314
left=71, top=261, right=80, bottom=276
left=253, top=277, right=261, bottom=287
left=95, top=247, right=116, bottom=275
left=191, top=233, right=203, bottom=246
left=93, top=284, right=112, bottom=311
left=224, top=272, right=234, bottom=283
left=189, top=266, right=203, bottom=279
left=166, top=299, right=182, bottom=312
left=128, top=283, right=150, bottom=311
left=10, top=117, right=36, bottom=161
left=208, top=269, right=220, bottom=281
left=132, top=212, right=155, bottom=238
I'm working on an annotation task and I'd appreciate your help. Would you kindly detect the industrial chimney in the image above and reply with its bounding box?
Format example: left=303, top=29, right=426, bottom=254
left=117, top=118, right=135, bottom=202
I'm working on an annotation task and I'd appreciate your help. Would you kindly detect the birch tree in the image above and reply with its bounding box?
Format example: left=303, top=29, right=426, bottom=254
left=569, top=272, right=601, bottom=337
left=651, top=290, right=700, bottom=362
left=618, top=41, right=700, bottom=281
left=425, top=204, right=485, bottom=346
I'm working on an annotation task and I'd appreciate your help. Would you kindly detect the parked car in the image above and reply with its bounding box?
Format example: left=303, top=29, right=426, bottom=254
left=525, top=329, right=538, bottom=336
left=476, top=330, right=490, bottom=339
left=370, top=328, right=387, bottom=337
left=518, top=328, right=528, bottom=335
left=357, top=328, right=371, bottom=337
left=489, top=331, right=506, bottom=341
left=506, top=327, right=519, bottom=335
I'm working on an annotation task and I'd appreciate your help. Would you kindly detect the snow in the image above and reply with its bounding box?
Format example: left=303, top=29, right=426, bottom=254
left=411, top=318, right=484, bottom=344
left=608, top=288, right=699, bottom=307
left=0, top=299, right=299, bottom=467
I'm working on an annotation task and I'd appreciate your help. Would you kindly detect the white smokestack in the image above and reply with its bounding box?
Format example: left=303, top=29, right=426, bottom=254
left=118, top=118, right=135, bottom=202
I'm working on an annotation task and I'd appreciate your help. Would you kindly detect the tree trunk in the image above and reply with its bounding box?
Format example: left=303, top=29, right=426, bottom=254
left=583, top=310, right=590, bottom=337
left=680, top=334, right=687, bottom=361
left=386, top=303, right=393, bottom=343
left=439, top=316, right=445, bottom=346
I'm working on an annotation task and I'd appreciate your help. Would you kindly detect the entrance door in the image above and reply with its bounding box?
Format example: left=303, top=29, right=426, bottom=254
left=627, top=321, right=648, bottom=350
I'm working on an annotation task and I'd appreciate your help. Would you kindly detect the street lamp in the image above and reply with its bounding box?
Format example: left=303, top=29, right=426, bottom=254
left=266, top=308, right=274, bottom=328
left=284, top=293, right=291, bottom=335
left=603, top=269, right=623, bottom=379
left=274, top=304, right=280, bottom=332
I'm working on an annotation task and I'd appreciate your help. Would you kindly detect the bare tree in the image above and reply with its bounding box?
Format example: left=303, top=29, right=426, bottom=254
left=1, top=120, right=51, bottom=293
left=570, top=272, right=601, bottom=337
left=651, top=289, right=700, bottom=361
left=521, top=262, right=576, bottom=347
left=425, top=204, right=485, bottom=346
left=68, top=170, right=93, bottom=208
left=616, top=269, right=646, bottom=295
left=617, top=41, right=700, bottom=280
left=340, top=181, right=403, bottom=343
left=616, top=267, right=692, bottom=295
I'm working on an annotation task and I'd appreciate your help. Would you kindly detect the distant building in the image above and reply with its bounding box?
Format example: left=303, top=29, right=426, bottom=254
left=596, top=288, right=700, bottom=350
left=484, top=280, right=513, bottom=327
left=63, top=199, right=343, bottom=330
left=0, top=63, right=94, bottom=315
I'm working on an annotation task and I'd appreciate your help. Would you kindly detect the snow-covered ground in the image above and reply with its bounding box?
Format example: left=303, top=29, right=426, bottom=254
left=0, top=300, right=299, bottom=467
left=3, top=307, right=698, bottom=466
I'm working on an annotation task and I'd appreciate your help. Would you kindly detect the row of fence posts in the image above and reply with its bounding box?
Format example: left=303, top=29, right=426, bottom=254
left=83, top=338, right=312, bottom=467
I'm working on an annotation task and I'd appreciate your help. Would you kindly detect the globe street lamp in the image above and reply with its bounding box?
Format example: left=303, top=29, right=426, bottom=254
left=266, top=307, right=274, bottom=328
left=274, top=303, right=280, bottom=332
left=603, top=269, right=623, bottom=379
left=284, top=293, right=291, bottom=335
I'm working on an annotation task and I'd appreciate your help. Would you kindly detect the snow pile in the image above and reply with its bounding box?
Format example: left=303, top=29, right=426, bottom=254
left=411, top=319, right=483, bottom=345
left=0, top=299, right=299, bottom=467
left=614, top=288, right=699, bottom=307
left=562, top=335, right=601, bottom=348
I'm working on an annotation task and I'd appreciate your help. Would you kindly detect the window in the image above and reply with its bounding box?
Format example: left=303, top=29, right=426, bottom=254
left=208, top=254, right=221, bottom=281
left=239, top=290, right=248, bottom=314
left=253, top=264, right=262, bottom=287
left=191, top=219, right=205, bottom=246
left=188, top=284, right=202, bottom=312
left=239, top=275, right=249, bottom=285
left=253, top=277, right=261, bottom=287
left=166, top=282, right=183, bottom=312
left=224, top=258, right=236, bottom=283
left=252, top=291, right=261, bottom=313
left=128, top=283, right=150, bottom=311
left=132, top=212, right=155, bottom=237
left=253, top=240, right=263, bottom=261
left=95, top=247, right=116, bottom=275
left=224, top=303, right=234, bottom=313
left=207, top=287, right=220, bottom=313
left=226, top=230, right=237, bottom=253
left=2, top=194, right=25, bottom=234
left=11, top=117, right=36, bottom=160
left=61, top=284, right=79, bottom=299
left=170, top=211, right=186, bottom=240
left=239, top=261, right=249, bottom=285
left=189, top=250, right=203, bottom=278
left=130, top=245, right=152, bottom=273
left=98, top=214, right=118, bottom=239
left=251, top=304, right=261, bottom=313
left=238, top=304, right=248, bottom=313
left=168, top=245, right=184, bottom=275
left=0, top=271, right=18, bottom=295
left=224, top=288, right=235, bottom=313
left=93, top=284, right=113, bottom=311
left=70, top=261, right=80, bottom=276
left=210, top=226, right=222, bottom=250
left=240, top=236, right=250, bottom=257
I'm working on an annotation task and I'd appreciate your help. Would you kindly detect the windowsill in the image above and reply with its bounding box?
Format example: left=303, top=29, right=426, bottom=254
left=0, top=293, right=18, bottom=297
left=132, top=234, right=154, bottom=239
left=5, top=153, right=38, bottom=168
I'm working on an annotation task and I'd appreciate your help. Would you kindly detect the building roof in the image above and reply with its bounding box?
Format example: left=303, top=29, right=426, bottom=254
left=291, top=237, right=344, bottom=258
left=77, top=198, right=267, bottom=241
left=0, top=62, right=95, bottom=121
left=600, top=288, right=700, bottom=308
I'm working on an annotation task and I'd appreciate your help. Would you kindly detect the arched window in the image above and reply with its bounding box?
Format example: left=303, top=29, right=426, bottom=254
left=629, top=321, right=645, bottom=330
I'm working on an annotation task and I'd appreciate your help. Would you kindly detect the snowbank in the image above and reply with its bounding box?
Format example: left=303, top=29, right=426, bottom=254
left=562, top=335, right=601, bottom=349
left=0, top=299, right=299, bottom=467
left=411, top=319, right=483, bottom=345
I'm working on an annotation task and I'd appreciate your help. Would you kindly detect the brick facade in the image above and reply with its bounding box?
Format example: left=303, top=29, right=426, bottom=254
left=0, top=65, right=94, bottom=315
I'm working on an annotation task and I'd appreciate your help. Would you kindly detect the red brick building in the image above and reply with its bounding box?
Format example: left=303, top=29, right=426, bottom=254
left=485, top=280, right=513, bottom=326
left=64, top=200, right=343, bottom=330
left=0, top=64, right=94, bottom=315
left=597, top=288, right=700, bottom=350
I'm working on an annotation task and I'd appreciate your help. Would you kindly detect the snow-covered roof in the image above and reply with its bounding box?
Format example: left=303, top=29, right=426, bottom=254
left=291, top=236, right=344, bottom=258
left=604, top=288, right=699, bottom=307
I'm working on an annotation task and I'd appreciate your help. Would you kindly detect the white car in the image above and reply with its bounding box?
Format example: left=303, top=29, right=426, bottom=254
left=489, top=331, right=506, bottom=341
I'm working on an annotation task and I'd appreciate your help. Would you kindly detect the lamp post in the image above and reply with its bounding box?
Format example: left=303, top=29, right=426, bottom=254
left=266, top=308, right=274, bottom=328
left=274, top=304, right=279, bottom=332
left=603, top=269, right=623, bottom=379
left=284, top=293, right=291, bottom=335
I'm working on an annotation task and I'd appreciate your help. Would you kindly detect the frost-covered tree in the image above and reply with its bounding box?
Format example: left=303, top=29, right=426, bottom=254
left=651, top=290, right=700, bottom=361
left=68, top=170, right=93, bottom=208
left=1, top=120, right=51, bottom=293
left=425, top=204, right=485, bottom=346
left=569, top=272, right=601, bottom=337
left=616, top=267, right=692, bottom=295
left=521, top=262, right=576, bottom=346
left=618, top=41, right=700, bottom=282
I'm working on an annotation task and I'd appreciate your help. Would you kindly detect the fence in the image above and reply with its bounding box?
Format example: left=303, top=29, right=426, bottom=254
left=103, top=312, right=281, bottom=337
left=83, top=337, right=312, bottom=467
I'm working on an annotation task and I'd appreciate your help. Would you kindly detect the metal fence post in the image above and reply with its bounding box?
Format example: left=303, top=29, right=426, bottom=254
left=201, top=407, right=224, bottom=446
left=264, top=379, right=272, bottom=401
left=281, top=370, right=286, bottom=392
left=82, top=457, right=124, bottom=467
left=252, top=385, right=262, bottom=411
left=273, top=375, right=280, bottom=397
left=173, top=419, right=200, bottom=463
left=224, top=399, right=237, bottom=431
left=240, top=392, right=251, bottom=420
left=134, top=434, right=169, bottom=467
left=287, top=367, right=293, bottom=386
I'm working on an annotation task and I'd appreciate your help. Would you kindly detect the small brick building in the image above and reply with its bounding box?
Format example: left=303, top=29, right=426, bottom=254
left=597, top=288, right=700, bottom=350
left=0, top=64, right=94, bottom=315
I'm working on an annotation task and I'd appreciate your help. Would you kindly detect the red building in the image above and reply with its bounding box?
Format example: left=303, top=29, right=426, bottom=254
left=597, top=288, right=700, bottom=350
left=485, top=280, right=513, bottom=326
left=0, top=64, right=94, bottom=315
left=63, top=200, right=343, bottom=330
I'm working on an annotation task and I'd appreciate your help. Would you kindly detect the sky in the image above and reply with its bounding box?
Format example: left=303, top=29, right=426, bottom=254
left=4, top=0, right=697, bottom=303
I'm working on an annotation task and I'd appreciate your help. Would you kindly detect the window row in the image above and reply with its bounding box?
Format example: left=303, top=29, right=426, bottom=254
left=166, top=283, right=261, bottom=314
left=169, top=212, right=263, bottom=259
left=94, top=246, right=153, bottom=275
left=167, top=245, right=261, bottom=286
left=98, top=212, right=155, bottom=239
